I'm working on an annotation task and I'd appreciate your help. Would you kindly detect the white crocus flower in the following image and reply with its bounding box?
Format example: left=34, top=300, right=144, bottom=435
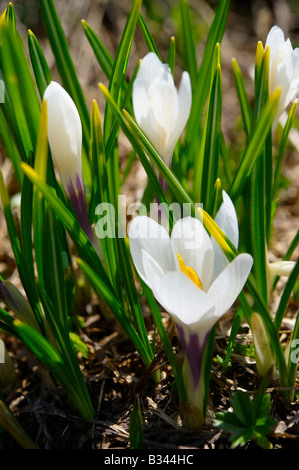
left=43, top=81, right=94, bottom=243
left=132, top=52, right=192, bottom=173
left=265, top=26, right=299, bottom=124
left=129, top=191, right=253, bottom=428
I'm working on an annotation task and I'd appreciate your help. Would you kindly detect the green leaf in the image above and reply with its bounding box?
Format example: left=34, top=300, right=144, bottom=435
left=0, top=399, right=39, bottom=449
left=77, top=258, right=152, bottom=369
left=129, top=396, right=144, bottom=449
left=90, top=100, right=125, bottom=309
left=81, top=19, right=113, bottom=79
left=99, top=85, right=173, bottom=213
left=0, top=168, right=44, bottom=330
left=28, top=29, right=52, bottom=98
left=137, top=14, right=160, bottom=58
left=185, top=0, right=230, bottom=166
left=21, top=162, right=112, bottom=292
left=13, top=317, right=93, bottom=419
left=274, top=259, right=299, bottom=332
left=0, top=108, right=23, bottom=186
left=222, top=309, right=243, bottom=369
left=215, top=389, right=275, bottom=449
left=118, top=236, right=154, bottom=361
left=229, top=88, right=280, bottom=204
left=167, top=36, right=176, bottom=75
left=103, top=0, right=142, bottom=210
left=230, top=391, right=253, bottom=426
left=199, top=60, right=222, bottom=211
left=179, top=0, right=197, bottom=88
left=272, top=101, right=297, bottom=201
left=142, top=281, right=186, bottom=400
left=38, top=0, right=91, bottom=170
left=0, top=19, right=40, bottom=159
left=232, top=58, right=252, bottom=138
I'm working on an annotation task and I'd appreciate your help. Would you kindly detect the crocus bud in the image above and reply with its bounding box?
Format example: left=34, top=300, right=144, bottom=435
left=251, top=313, right=274, bottom=378
left=43, top=81, right=83, bottom=198
left=132, top=52, right=192, bottom=170
left=43, top=82, right=94, bottom=243
left=265, top=26, right=299, bottom=124
left=0, top=279, right=40, bottom=332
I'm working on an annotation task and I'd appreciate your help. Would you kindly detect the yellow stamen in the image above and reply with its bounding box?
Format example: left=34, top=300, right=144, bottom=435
left=177, top=254, right=203, bottom=290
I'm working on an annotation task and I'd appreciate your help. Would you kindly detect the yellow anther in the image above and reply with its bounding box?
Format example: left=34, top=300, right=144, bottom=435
left=177, top=254, right=203, bottom=290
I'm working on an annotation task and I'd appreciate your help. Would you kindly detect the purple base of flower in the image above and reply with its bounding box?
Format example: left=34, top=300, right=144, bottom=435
left=177, top=324, right=210, bottom=388
left=159, top=173, right=168, bottom=192
left=67, top=175, right=95, bottom=245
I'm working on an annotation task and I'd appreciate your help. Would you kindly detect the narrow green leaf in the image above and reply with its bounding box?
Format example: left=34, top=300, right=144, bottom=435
left=99, top=84, right=172, bottom=212
left=0, top=22, right=40, bottom=158
left=0, top=108, right=23, bottom=185
left=28, top=29, right=52, bottom=98
left=287, top=312, right=299, bottom=402
left=179, top=0, right=197, bottom=88
left=223, top=309, right=243, bottom=368
left=129, top=397, right=144, bottom=449
left=0, top=168, right=44, bottom=330
left=272, top=100, right=297, bottom=201
left=232, top=58, right=252, bottom=138
left=137, top=13, right=160, bottom=58
left=77, top=258, right=153, bottom=368
left=118, top=236, right=154, bottom=361
left=13, top=318, right=93, bottom=419
left=274, top=259, right=299, bottom=332
left=167, top=36, right=176, bottom=75
left=21, top=162, right=112, bottom=292
left=229, top=89, right=280, bottom=203
left=200, top=62, right=222, bottom=212
left=37, top=284, right=94, bottom=418
left=81, top=20, right=113, bottom=79
left=0, top=399, right=39, bottom=449
left=185, top=0, right=230, bottom=164
left=104, top=0, right=142, bottom=210
left=90, top=100, right=125, bottom=307
left=38, top=0, right=90, bottom=163
left=141, top=281, right=186, bottom=401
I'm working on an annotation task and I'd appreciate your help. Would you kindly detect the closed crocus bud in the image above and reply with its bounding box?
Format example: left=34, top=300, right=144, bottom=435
left=265, top=26, right=299, bottom=124
left=43, top=81, right=83, bottom=198
left=43, top=82, right=94, bottom=243
left=0, top=279, right=40, bottom=332
left=132, top=52, right=192, bottom=173
left=251, top=313, right=274, bottom=378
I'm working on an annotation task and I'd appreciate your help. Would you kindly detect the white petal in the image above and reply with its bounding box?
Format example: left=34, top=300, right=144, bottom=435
left=128, top=216, right=176, bottom=286
left=207, top=253, right=253, bottom=320
left=43, top=81, right=82, bottom=191
left=170, top=216, right=214, bottom=291
left=135, top=52, right=166, bottom=91
left=167, top=71, right=192, bottom=155
left=148, top=76, right=178, bottom=156
left=152, top=271, right=215, bottom=342
left=211, top=191, right=239, bottom=281
left=133, top=79, right=159, bottom=148
left=141, top=249, right=165, bottom=289
left=266, top=26, right=287, bottom=70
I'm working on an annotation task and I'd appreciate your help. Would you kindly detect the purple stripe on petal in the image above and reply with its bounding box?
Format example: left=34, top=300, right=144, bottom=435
left=67, top=175, right=95, bottom=244
left=177, top=325, right=210, bottom=388
left=177, top=323, right=187, bottom=350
